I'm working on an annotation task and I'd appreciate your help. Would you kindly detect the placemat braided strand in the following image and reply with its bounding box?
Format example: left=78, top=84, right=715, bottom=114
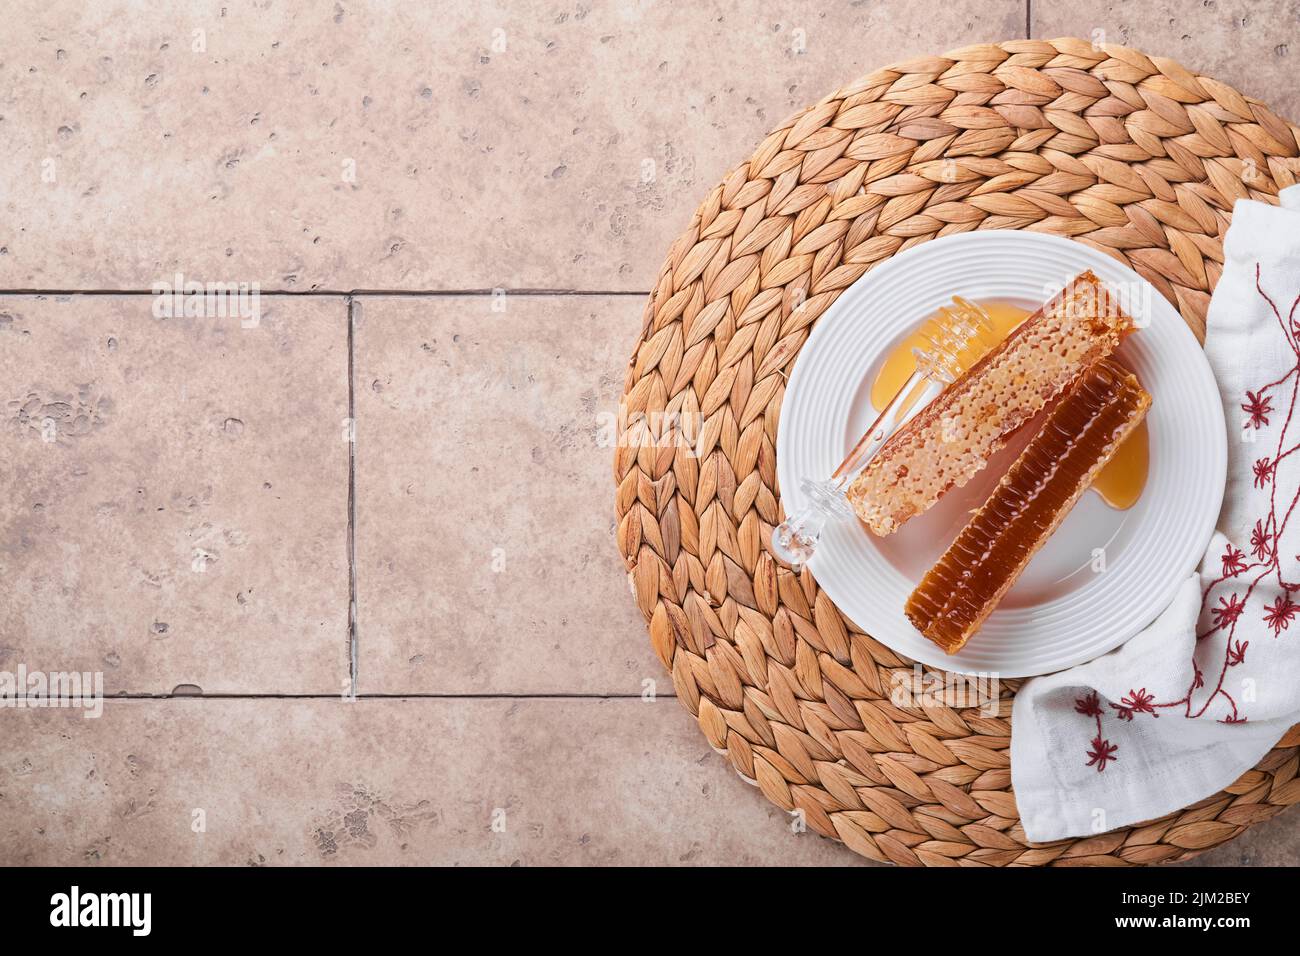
left=614, top=38, right=1300, bottom=865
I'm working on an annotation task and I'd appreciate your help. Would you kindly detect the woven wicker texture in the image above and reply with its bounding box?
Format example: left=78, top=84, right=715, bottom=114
left=613, top=38, right=1300, bottom=866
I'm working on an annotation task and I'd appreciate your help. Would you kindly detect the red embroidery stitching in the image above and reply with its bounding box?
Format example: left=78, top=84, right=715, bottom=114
left=1251, top=520, right=1273, bottom=560
left=1080, top=264, right=1300, bottom=770
left=1242, top=390, right=1273, bottom=428
left=1086, top=734, right=1119, bottom=771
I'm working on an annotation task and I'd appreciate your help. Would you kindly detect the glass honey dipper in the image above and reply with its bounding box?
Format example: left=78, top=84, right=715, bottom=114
left=770, top=298, right=1001, bottom=570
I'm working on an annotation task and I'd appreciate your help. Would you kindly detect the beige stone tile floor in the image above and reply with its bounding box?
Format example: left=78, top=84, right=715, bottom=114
left=2, top=0, right=1299, bottom=865
left=0, top=296, right=350, bottom=695
left=1, top=699, right=861, bottom=866
left=0, top=0, right=1025, bottom=292
left=352, top=295, right=654, bottom=694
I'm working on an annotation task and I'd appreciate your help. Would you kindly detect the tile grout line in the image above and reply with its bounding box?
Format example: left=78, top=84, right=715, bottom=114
left=347, top=295, right=359, bottom=697
left=0, top=288, right=651, bottom=298
left=45, top=694, right=676, bottom=701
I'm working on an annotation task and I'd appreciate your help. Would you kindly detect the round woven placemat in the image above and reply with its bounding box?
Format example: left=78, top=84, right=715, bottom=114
left=614, top=38, right=1300, bottom=866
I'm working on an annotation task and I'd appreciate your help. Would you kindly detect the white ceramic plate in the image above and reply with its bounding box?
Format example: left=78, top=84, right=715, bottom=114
left=777, top=231, right=1226, bottom=677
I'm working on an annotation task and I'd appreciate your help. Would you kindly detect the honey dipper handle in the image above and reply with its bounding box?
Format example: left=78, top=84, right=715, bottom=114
left=833, top=373, right=942, bottom=483
left=771, top=374, right=940, bottom=570
left=770, top=299, right=995, bottom=570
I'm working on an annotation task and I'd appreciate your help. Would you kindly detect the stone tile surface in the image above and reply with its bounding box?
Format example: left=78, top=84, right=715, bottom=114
left=0, top=0, right=1024, bottom=292
left=0, top=698, right=865, bottom=865
left=0, top=296, right=349, bottom=694
left=1033, top=0, right=1300, bottom=123
left=352, top=294, right=654, bottom=694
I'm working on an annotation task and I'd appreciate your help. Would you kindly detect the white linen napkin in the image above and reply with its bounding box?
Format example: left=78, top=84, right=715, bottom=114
left=1011, top=184, right=1300, bottom=842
